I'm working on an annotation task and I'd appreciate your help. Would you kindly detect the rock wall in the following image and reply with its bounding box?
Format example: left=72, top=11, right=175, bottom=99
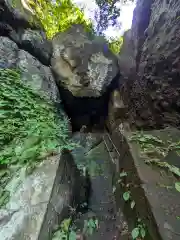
left=119, top=0, right=180, bottom=129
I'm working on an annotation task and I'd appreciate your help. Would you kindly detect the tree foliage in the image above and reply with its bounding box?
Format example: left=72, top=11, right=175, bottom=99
left=17, top=0, right=128, bottom=53
left=94, top=0, right=121, bottom=36
left=27, top=0, right=94, bottom=38
left=108, top=36, right=123, bottom=54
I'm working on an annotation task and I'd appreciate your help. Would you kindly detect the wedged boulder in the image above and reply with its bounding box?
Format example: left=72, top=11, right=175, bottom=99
left=0, top=151, right=89, bottom=240
left=51, top=24, right=119, bottom=97
left=0, top=36, right=59, bottom=103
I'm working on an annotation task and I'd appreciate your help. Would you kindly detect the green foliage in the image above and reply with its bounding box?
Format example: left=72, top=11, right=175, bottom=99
left=27, top=0, right=94, bottom=39
left=175, top=182, right=180, bottom=192
left=95, top=0, right=135, bottom=35
left=52, top=217, right=77, bottom=240
left=119, top=171, right=127, bottom=178
left=108, top=36, right=123, bottom=54
left=123, top=191, right=130, bottom=201
left=131, top=220, right=146, bottom=239
left=130, top=132, right=180, bottom=194
left=131, top=200, right=135, bottom=209
left=52, top=217, right=98, bottom=240
left=94, top=0, right=121, bottom=35
left=130, top=132, right=180, bottom=160
left=0, top=68, right=74, bottom=166
left=83, top=218, right=99, bottom=236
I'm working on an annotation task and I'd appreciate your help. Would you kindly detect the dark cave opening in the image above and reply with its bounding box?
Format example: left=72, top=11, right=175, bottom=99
left=56, top=72, right=121, bottom=132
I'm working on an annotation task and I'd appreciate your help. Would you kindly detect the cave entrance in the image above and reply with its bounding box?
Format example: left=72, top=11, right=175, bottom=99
left=57, top=72, right=120, bottom=132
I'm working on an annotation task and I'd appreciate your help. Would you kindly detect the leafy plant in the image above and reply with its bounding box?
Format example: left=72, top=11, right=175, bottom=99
left=123, top=191, right=130, bottom=201
left=130, top=132, right=180, bottom=191
left=108, top=36, right=123, bottom=54
left=131, top=200, right=136, bottom=209
left=129, top=132, right=166, bottom=160
left=113, top=171, right=127, bottom=192
left=0, top=68, right=75, bottom=167
left=52, top=218, right=77, bottom=240
left=119, top=171, right=128, bottom=178
left=131, top=220, right=146, bottom=239
left=130, top=132, right=180, bottom=160
left=83, top=218, right=99, bottom=236
left=175, top=182, right=180, bottom=192
left=113, top=170, right=136, bottom=209
left=53, top=217, right=99, bottom=240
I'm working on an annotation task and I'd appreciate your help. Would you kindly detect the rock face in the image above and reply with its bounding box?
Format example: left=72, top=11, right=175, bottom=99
left=119, top=0, right=180, bottom=129
left=0, top=152, right=89, bottom=240
left=0, top=0, right=52, bottom=66
left=109, top=125, right=180, bottom=240
left=51, top=24, right=119, bottom=97
left=0, top=36, right=58, bottom=103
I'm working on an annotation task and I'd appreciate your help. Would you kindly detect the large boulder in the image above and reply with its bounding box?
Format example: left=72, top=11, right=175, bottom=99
left=0, top=36, right=58, bottom=103
left=51, top=24, right=119, bottom=97
left=118, top=0, right=180, bottom=129
left=0, top=0, right=52, bottom=65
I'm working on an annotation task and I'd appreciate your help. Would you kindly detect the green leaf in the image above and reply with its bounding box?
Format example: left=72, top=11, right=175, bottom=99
left=113, top=186, right=116, bottom=193
left=69, top=230, right=77, bottom=240
left=94, top=219, right=98, bottom=228
left=61, top=218, right=71, bottom=232
left=117, top=179, right=122, bottom=184
left=131, top=200, right=135, bottom=209
left=140, top=227, right=146, bottom=238
left=175, top=182, right=180, bottom=192
left=88, top=219, right=96, bottom=229
left=131, top=227, right=140, bottom=239
left=123, top=191, right=130, bottom=201
left=119, top=171, right=127, bottom=177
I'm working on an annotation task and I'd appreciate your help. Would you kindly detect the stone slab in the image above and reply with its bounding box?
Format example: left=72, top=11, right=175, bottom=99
left=111, top=125, right=180, bottom=240
left=0, top=154, right=64, bottom=240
